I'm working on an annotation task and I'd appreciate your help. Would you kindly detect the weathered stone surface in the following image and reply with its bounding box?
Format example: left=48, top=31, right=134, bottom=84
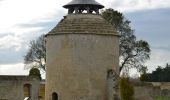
left=46, top=34, right=119, bottom=100
left=132, top=82, right=170, bottom=100
left=46, top=3, right=119, bottom=99
left=0, top=75, right=40, bottom=100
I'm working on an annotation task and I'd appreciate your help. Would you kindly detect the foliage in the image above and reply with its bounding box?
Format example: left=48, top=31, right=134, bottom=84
left=101, top=9, right=151, bottom=74
left=120, top=77, right=135, bottom=100
left=139, top=66, right=148, bottom=75
left=140, top=73, right=148, bottom=82
left=141, top=63, right=170, bottom=82
left=155, top=97, right=170, bottom=100
left=139, top=66, right=148, bottom=81
left=29, top=67, right=41, bottom=80
left=24, top=35, right=46, bottom=71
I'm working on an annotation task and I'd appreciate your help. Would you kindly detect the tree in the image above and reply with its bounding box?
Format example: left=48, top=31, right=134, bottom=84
left=101, top=9, right=151, bottom=74
left=141, top=63, right=170, bottom=82
left=139, top=66, right=148, bottom=81
left=139, top=66, right=148, bottom=75
left=24, top=35, right=46, bottom=71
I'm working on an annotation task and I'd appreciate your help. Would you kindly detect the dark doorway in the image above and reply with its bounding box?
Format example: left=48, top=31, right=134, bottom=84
left=24, top=84, right=32, bottom=99
left=52, top=92, right=58, bottom=100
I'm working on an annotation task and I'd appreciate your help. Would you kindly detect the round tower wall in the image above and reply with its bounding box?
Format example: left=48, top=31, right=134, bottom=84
left=45, top=34, right=119, bottom=100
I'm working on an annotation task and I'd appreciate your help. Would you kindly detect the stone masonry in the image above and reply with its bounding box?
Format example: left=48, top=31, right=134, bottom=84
left=46, top=14, right=119, bottom=100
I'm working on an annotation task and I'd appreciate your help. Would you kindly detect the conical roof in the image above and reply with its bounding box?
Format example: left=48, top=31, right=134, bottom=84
left=47, top=14, right=118, bottom=35
left=63, top=0, right=104, bottom=9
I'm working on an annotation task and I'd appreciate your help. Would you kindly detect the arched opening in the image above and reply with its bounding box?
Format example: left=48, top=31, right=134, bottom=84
left=24, top=84, right=32, bottom=100
left=52, top=92, right=58, bottom=100
left=68, top=6, right=99, bottom=14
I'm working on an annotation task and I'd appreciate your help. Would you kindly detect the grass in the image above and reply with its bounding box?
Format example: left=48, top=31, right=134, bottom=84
left=155, top=97, right=170, bottom=100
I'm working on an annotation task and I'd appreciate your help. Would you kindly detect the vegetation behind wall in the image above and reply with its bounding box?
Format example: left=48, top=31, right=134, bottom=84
left=120, top=77, right=135, bottom=100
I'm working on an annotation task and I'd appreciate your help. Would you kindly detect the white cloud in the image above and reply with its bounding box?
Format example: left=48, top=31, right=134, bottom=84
left=0, top=63, right=45, bottom=78
left=0, top=34, right=22, bottom=51
left=146, top=48, right=170, bottom=71
left=104, top=0, right=170, bottom=12
left=0, top=63, right=28, bottom=75
left=0, top=0, right=66, bottom=33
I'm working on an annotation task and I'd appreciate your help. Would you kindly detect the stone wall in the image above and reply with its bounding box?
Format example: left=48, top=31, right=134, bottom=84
left=0, top=76, right=40, bottom=100
left=152, top=82, right=170, bottom=98
left=134, top=83, right=159, bottom=100
left=133, top=82, right=170, bottom=100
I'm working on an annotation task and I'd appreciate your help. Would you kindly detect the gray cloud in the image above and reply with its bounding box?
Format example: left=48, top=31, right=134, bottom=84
left=109, top=1, right=123, bottom=8
left=124, top=8, right=170, bottom=70
left=125, top=8, right=170, bottom=47
left=0, top=32, right=37, bottom=64
left=0, top=10, right=66, bottom=65
left=19, top=9, right=65, bottom=27
left=0, top=12, right=64, bottom=65
left=0, top=32, right=13, bottom=37
left=18, top=21, right=56, bottom=29
left=0, top=48, right=26, bottom=64
left=0, top=33, right=26, bottom=64
left=107, top=0, right=170, bottom=12
left=17, top=9, right=66, bottom=33
left=152, top=45, right=170, bottom=51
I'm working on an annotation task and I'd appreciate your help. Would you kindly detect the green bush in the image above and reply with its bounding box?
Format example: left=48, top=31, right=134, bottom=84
left=120, top=77, right=135, bottom=100
left=155, top=97, right=170, bottom=100
left=29, top=68, right=41, bottom=80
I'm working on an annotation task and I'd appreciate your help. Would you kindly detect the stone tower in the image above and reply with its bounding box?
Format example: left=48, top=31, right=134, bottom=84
left=45, top=0, right=119, bottom=100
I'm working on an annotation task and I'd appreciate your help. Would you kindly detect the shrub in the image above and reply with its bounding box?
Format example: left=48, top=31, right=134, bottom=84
left=29, top=67, right=41, bottom=80
left=155, top=97, right=170, bottom=100
left=120, top=77, right=135, bottom=100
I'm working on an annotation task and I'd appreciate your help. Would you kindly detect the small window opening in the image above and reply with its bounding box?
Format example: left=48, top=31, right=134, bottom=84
left=52, top=92, right=58, bottom=100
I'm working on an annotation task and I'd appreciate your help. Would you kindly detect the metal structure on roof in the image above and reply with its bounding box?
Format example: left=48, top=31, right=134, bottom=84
left=63, top=0, right=104, bottom=14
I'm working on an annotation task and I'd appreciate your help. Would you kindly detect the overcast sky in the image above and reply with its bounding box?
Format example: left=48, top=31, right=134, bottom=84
left=0, top=0, right=170, bottom=76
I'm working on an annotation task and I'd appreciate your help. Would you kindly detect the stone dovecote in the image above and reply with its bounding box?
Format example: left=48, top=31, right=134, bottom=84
left=45, top=0, right=119, bottom=100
